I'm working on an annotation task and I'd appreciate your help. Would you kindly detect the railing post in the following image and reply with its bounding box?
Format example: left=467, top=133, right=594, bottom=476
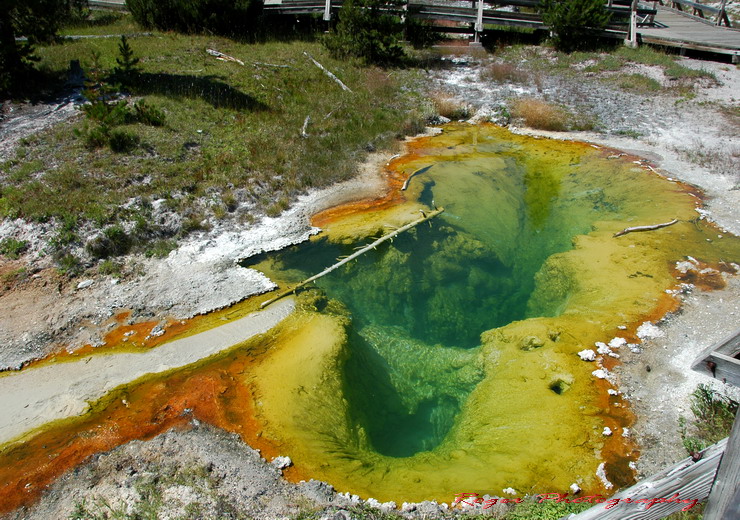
left=624, top=0, right=639, bottom=48
left=323, top=0, right=332, bottom=22
left=716, top=0, right=728, bottom=26
left=473, top=0, right=484, bottom=44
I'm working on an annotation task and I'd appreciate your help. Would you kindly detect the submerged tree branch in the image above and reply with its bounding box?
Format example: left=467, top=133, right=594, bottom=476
left=613, top=219, right=679, bottom=237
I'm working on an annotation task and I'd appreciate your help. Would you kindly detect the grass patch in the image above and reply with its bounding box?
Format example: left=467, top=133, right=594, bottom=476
left=2, top=23, right=425, bottom=262
left=509, top=98, right=568, bottom=131
left=60, top=11, right=143, bottom=37
left=431, top=91, right=472, bottom=120
left=0, top=238, right=29, bottom=259
left=679, top=383, right=738, bottom=455
left=611, top=73, right=662, bottom=93
left=481, top=62, right=530, bottom=84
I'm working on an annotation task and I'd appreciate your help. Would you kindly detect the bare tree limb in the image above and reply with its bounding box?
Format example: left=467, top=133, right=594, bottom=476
left=300, top=115, right=311, bottom=138
left=206, top=49, right=244, bottom=66
left=613, top=219, right=679, bottom=237
left=303, top=52, right=352, bottom=93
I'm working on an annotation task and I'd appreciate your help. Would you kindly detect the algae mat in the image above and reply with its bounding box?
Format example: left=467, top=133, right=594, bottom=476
left=246, top=124, right=740, bottom=503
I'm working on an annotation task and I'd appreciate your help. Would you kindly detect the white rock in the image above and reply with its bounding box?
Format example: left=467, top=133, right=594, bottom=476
left=381, top=501, right=397, bottom=511
left=608, top=337, right=627, bottom=349
left=578, top=349, right=596, bottom=361
left=622, top=428, right=631, bottom=438
left=502, top=487, right=517, bottom=495
left=570, top=483, right=581, bottom=494
left=592, top=369, right=609, bottom=379
left=617, top=325, right=627, bottom=330
left=76, top=279, right=94, bottom=289
left=366, top=498, right=382, bottom=509
left=603, top=427, right=613, bottom=436
left=271, top=456, right=292, bottom=470
left=637, top=322, right=664, bottom=340
left=401, top=502, right=417, bottom=512
left=607, top=389, right=619, bottom=395
left=596, top=342, right=611, bottom=355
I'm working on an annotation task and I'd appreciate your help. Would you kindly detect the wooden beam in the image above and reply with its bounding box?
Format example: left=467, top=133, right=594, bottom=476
left=704, top=414, right=740, bottom=520
left=562, top=439, right=727, bottom=519
left=690, top=329, right=740, bottom=387
left=260, top=208, right=445, bottom=308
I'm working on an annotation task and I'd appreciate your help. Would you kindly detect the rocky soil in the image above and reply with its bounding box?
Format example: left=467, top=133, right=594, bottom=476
left=1, top=48, right=739, bottom=519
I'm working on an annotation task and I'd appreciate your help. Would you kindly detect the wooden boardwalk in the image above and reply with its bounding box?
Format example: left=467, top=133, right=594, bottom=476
left=640, top=6, right=740, bottom=59
left=93, top=0, right=740, bottom=60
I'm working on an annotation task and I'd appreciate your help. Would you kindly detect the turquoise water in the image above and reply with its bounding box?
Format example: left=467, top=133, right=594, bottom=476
left=244, top=137, right=619, bottom=457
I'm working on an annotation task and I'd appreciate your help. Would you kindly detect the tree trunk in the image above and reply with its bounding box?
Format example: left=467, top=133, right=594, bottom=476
left=0, top=8, right=24, bottom=90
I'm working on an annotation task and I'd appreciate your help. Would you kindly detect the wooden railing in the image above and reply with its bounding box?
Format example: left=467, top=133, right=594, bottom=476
left=264, top=0, right=659, bottom=36
left=662, top=0, right=733, bottom=27
left=88, top=0, right=128, bottom=11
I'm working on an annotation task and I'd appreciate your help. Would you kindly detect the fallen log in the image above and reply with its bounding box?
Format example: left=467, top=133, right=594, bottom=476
left=206, top=49, right=244, bottom=66
left=613, top=219, right=678, bottom=238
left=304, top=52, right=352, bottom=93
left=261, top=207, right=445, bottom=308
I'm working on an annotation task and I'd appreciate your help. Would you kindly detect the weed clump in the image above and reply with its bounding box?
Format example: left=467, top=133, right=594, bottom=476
left=431, top=92, right=472, bottom=121
left=0, top=238, right=29, bottom=259
left=481, top=62, right=530, bottom=84
left=510, top=98, right=568, bottom=131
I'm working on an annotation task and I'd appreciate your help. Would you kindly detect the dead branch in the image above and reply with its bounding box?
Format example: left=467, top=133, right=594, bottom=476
left=301, top=115, right=311, bottom=138
left=613, top=219, right=679, bottom=238
left=254, top=62, right=291, bottom=69
left=303, top=52, right=352, bottom=93
left=206, top=49, right=244, bottom=66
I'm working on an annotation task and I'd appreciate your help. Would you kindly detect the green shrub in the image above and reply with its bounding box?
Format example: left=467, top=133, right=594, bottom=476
left=56, top=252, right=83, bottom=277
left=86, top=226, right=132, bottom=259
left=98, top=259, right=123, bottom=276
left=0, top=0, right=86, bottom=96
left=0, top=238, right=29, bottom=259
left=112, top=35, right=141, bottom=87
left=109, top=129, right=140, bottom=153
left=405, top=16, right=441, bottom=50
left=506, top=498, right=592, bottom=519
left=540, top=0, right=611, bottom=53
left=679, top=383, right=738, bottom=455
left=323, top=0, right=405, bottom=65
left=127, top=0, right=262, bottom=36
left=132, top=101, right=166, bottom=126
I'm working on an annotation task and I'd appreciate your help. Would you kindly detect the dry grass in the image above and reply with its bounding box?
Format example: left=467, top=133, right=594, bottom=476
left=431, top=91, right=471, bottom=121
left=509, top=98, right=568, bottom=131
left=480, top=62, right=530, bottom=84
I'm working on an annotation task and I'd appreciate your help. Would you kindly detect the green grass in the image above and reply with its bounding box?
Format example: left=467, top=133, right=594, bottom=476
left=611, top=73, right=662, bottom=93
left=499, top=44, right=716, bottom=87
left=1, top=23, right=426, bottom=271
left=59, top=11, right=143, bottom=37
